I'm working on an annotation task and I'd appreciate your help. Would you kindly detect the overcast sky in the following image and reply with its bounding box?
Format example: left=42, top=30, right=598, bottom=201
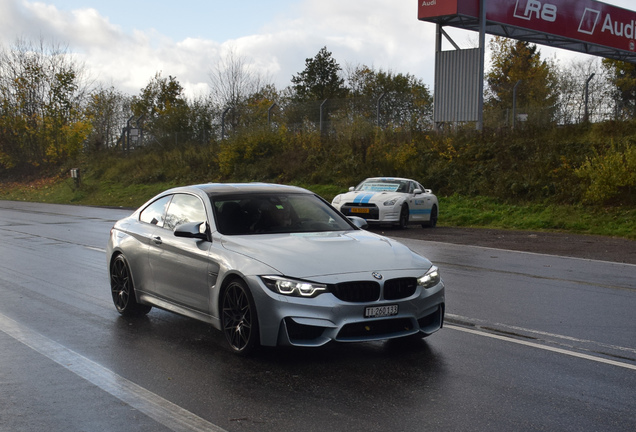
left=0, top=0, right=633, bottom=97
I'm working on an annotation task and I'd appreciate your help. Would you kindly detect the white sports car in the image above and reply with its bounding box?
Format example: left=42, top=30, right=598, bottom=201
left=331, top=177, right=438, bottom=228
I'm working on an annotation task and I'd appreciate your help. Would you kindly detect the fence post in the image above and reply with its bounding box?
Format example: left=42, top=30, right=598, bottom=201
left=512, top=80, right=521, bottom=129
left=137, top=115, right=144, bottom=146
left=584, top=73, right=595, bottom=123
left=377, top=93, right=386, bottom=128
left=221, top=107, right=231, bottom=140
left=320, top=99, right=328, bottom=135
left=125, top=115, right=134, bottom=152
left=268, top=103, right=277, bottom=127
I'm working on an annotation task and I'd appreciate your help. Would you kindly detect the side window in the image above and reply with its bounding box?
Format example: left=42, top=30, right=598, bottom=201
left=164, top=194, right=207, bottom=231
left=139, top=195, right=172, bottom=227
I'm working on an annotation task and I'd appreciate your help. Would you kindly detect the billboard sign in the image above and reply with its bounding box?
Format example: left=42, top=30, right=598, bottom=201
left=419, top=0, right=636, bottom=56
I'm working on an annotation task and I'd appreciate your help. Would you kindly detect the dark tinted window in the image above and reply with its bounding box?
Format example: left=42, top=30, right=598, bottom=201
left=211, top=193, right=353, bottom=235
left=139, top=195, right=172, bottom=227
left=164, top=194, right=207, bottom=231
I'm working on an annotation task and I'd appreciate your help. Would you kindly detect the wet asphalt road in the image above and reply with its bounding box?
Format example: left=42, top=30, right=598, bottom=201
left=0, top=201, right=635, bottom=432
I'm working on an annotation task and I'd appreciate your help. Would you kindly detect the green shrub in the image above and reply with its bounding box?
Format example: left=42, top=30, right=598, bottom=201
left=576, top=143, right=636, bottom=205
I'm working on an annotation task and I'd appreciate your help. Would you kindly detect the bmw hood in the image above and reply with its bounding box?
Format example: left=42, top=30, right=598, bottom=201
left=221, top=230, right=431, bottom=279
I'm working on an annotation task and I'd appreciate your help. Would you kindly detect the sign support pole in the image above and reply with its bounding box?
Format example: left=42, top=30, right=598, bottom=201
left=477, top=0, right=486, bottom=131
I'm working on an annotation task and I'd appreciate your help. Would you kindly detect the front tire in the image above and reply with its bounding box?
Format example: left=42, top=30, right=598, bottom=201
left=110, top=254, right=151, bottom=316
left=221, top=279, right=259, bottom=355
left=398, top=204, right=409, bottom=229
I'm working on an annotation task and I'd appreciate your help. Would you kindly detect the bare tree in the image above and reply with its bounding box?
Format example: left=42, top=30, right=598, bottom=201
left=555, top=57, right=611, bottom=124
left=208, top=47, right=274, bottom=132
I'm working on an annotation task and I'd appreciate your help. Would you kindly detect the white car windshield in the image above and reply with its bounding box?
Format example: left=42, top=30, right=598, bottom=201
left=356, top=180, right=406, bottom=193
left=211, top=193, right=354, bottom=235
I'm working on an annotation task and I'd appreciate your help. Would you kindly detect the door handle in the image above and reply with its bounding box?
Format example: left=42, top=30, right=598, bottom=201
left=152, top=236, right=162, bottom=245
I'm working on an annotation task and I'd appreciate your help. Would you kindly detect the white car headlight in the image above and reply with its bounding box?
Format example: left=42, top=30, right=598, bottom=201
left=261, top=276, right=328, bottom=298
left=383, top=198, right=398, bottom=206
left=417, top=266, right=441, bottom=289
left=332, top=195, right=341, bottom=205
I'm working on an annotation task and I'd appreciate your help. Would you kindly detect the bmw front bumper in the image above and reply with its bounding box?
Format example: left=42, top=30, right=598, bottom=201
left=247, top=270, right=445, bottom=347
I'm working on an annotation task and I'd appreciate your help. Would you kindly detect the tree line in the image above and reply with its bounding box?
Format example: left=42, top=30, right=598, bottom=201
left=485, top=37, right=636, bottom=126
left=0, top=37, right=635, bottom=176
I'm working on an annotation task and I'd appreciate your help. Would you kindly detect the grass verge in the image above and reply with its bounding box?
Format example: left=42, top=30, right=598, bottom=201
left=0, top=177, right=634, bottom=240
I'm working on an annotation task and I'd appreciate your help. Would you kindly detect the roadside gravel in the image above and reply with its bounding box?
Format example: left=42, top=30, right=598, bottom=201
left=373, top=226, right=636, bottom=265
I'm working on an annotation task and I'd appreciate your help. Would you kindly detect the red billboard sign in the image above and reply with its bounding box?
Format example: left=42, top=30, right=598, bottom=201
left=419, top=0, right=636, bottom=55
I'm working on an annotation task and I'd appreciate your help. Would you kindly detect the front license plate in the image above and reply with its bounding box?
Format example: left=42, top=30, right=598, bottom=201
left=364, top=305, right=398, bottom=318
left=351, top=207, right=370, bottom=214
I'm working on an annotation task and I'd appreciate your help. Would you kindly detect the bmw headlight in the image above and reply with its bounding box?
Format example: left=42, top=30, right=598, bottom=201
left=261, top=276, right=327, bottom=298
left=383, top=198, right=398, bottom=206
left=417, top=266, right=441, bottom=289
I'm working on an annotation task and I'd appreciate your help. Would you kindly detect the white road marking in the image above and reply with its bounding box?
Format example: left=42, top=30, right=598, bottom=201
left=447, top=324, right=636, bottom=371
left=447, top=313, right=636, bottom=356
left=85, top=246, right=106, bottom=253
left=0, top=312, right=227, bottom=432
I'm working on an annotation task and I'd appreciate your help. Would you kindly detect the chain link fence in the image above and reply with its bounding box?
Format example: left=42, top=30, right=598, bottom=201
left=117, top=91, right=633, bottom=151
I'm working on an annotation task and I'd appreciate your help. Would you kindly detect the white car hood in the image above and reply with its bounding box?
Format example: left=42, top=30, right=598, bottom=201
left=221, top=230, right=431, bottom=279
left=337, top=190, right=403, bottom=205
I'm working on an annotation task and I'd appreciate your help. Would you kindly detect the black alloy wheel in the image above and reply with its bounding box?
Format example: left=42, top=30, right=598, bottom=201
left=110, top=254, right=151, bottom=316
left=221, top=279, right=259, bottom=354
left=398, top=204, right=410, bottom=229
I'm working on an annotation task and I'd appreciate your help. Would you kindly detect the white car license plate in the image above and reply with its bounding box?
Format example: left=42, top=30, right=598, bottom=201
left=364, top=305, right=398, bottom=318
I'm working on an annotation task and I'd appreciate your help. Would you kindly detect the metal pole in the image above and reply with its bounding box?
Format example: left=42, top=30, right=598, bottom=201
left=512, top=80, right=521, bottom=129
left=221, top=107, right=231, bottom=140
left=268, top=103, right=277, bottom=126
left=125, top=115, right=134, bottom=152
left=320, top=99, right=328, bottom=135
left=377, top=93, right=386, bottom=128
left=434, top=24, right=442, bottom=131
left=584, top=73, right=595, bottom=123
left=137, top=115, right=144, bottom=146
left=477, top=0, right=487, bottom=131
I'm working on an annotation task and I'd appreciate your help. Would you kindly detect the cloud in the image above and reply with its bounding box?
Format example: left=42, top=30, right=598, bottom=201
left=2, top=0, right=633, bottom=100
left=0, top=0, right=439, bottom=98
left=232, top=0, right=439, bottom=89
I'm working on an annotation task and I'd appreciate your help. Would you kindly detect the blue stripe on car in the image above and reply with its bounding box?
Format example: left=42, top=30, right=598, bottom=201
left=361, top=194, right=374, bottom=204
left=354, top=193, right=374, bottom=204
left=410, top=209, right=432, bottom=215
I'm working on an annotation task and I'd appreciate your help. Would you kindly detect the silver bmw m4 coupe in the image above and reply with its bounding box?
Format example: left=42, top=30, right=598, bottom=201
left=107, top=183, right=445, bottom=354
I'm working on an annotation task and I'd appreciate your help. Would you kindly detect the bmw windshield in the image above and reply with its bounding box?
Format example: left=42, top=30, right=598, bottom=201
left=211, top=193, right=354, bottom=235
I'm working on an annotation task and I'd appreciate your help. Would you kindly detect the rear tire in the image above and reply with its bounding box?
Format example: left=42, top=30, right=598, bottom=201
left=110, top=254, right=152, bottom=316
left=422, top=205, right=438, bottom=228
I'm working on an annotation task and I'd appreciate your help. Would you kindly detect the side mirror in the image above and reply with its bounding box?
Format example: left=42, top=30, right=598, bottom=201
left=347, top=216, right=369, bottom=230
left=413, top=189, right=422, bottom=195
left=349, top=186, right=355, bottom=192
left=174, top=221, right=210, bottom=241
